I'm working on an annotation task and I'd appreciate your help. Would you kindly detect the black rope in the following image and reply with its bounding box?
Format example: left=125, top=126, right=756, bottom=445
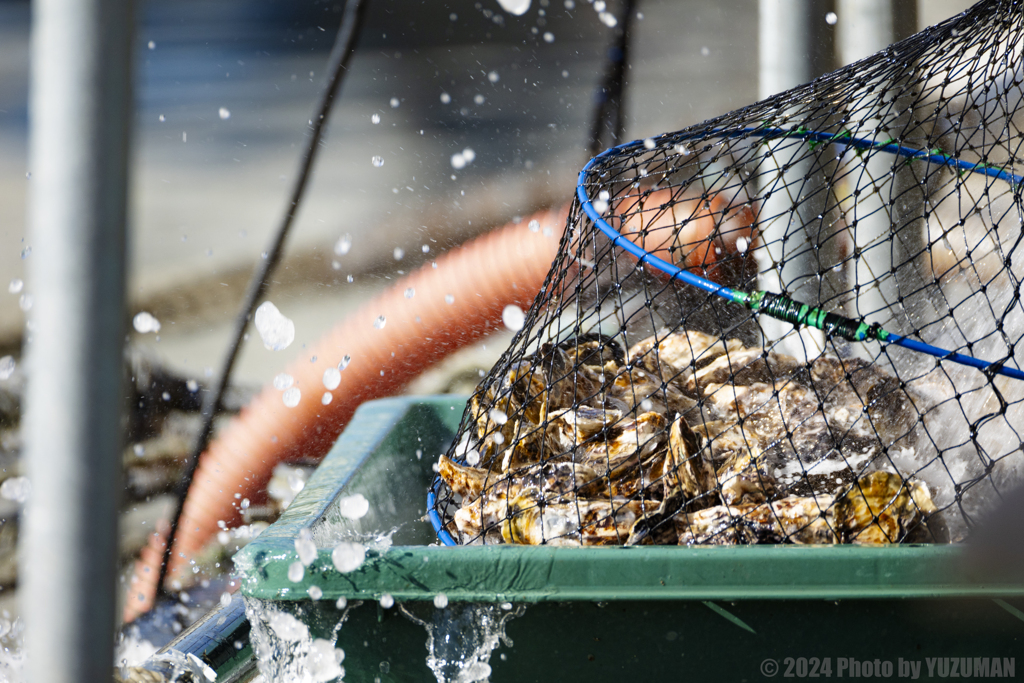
left=587, top=0, right=638, bottom=157
left=156, top=0, right=370, bottom=599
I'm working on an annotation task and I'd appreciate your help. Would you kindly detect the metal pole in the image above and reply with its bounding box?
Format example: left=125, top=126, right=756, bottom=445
left=21, top=0, right=133, bottom=678
left=836, top=0, right=926, bottom=338
left=757, top=0, right=839, bottom=360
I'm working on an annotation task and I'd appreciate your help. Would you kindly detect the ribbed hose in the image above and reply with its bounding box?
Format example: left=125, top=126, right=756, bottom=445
left=123, top=205, right=568, bottom=622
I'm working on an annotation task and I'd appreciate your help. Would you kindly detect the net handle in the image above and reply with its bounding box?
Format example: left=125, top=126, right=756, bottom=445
left=576, top=128, right=1024, bottom=382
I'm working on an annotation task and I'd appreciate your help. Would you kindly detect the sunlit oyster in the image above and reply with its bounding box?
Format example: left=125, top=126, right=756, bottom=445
left=501, top=492, right=646, bottom=545
left=834, top=470, right=946, bottom=543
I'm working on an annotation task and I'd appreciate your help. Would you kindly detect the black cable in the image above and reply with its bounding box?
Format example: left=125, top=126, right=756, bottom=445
left=587, top=0, right=638, bottom=157
left=156, top=0, right=370, bottom=599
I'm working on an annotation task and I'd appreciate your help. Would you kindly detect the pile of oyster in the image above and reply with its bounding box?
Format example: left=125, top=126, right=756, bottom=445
left=438, top=330, right=947, bottom=546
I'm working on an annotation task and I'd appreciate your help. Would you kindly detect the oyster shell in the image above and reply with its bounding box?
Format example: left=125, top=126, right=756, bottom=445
left=440, top=329, right=943, bottom=547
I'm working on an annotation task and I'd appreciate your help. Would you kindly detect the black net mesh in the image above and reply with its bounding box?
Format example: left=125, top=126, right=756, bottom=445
left=431, top=0, right=1024, bottom=547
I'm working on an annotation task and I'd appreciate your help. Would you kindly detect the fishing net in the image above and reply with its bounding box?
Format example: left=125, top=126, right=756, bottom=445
left=429, top=0, right=1024, bottom=547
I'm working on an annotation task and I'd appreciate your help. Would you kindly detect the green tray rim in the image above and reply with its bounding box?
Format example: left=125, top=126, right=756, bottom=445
left=234, top=395, right=1024, bottom=603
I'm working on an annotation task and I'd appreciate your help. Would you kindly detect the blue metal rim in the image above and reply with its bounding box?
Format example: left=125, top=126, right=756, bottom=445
left=428, top=476, right=458, bottom=546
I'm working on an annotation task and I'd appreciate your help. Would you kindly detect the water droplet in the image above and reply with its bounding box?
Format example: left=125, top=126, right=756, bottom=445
left=323, top=367, right=341, bottom=390
left=254, top=301, right=295, bottom=351
left=132, top=311, right=161, bottom=334
left=322, top=392, right=333, bottom=405
left=474, top=94, right=485, bottom=105
left=462, top=147, right=476, bottom=163
left=287, top=561, right=304, bottom=583
left=0, top=476, right=29, bottom=503
left=825, top=11, right=837, bottom=24
left=488, top=408, right=509, bottom=425
left=450, top=153, right=466, bottom=169
left=374, top=315, right=386, bottom=329
left=503, top=304, right=525, bottom=331
left=736, top=236, right=749, bottom=253
left=371, top=155, right=384, bottom=168
left=497, top=0, right=530, bottom=15
left=148, top=40, right=156, bottom=49
left=8, top=278, right=23, bottom=294
left=444, top=294, right=455, bottom=304
left=334, top=234, right=352, bottom=255
left=592, top=199, right=609, bottom=214
left=598, top=189, right=610, bottom=201
left=599, top=11, right=617, bottom=26
left=528, top=220, right=540, bottom=233
left=336, top=597, right=348, bottom=609
left=371, top=113, right=380, bottom=124
left=159, top=114, right=165, bottom=122
left=543, top=32, right=555, bottom=43
left=295, top=530, right=318, bottom=566
left=346, top=274, right=354, bottom=283
left=643, top=138, right=655, bottom=150
left=339, top=354, right=352, bottom=370
left=282, top=386, right=301, bottom=408
left=186, top=379, right=199, bottom=392
left=433, top=594, right=449, bottom=609
left=338, top=493, right=369, bottom=519
left=274, top=373, right=294, bottom=390
left=332, top=542, right=366, bottom=573
left=308, top=585, right=323, bottom=600
left=20, top=247, right=31, bottom=260
left=405, top=287, right=415, bottom=298
left=488, top=71, right=500, bottom=83
left=700, top=46, right=709, bottom=56
left=133, top=444, right=145, bottom=457
left=379, top=594, right=394, bottom=609
left=393, top=247, right=405, bottom=260
left=389, top=97, right=400, bottom=108
left=219, top=107, right=231, bottom=120
left=440, top=92, right=451, bottom=104
left=0, top=356, right=15, bottom=382
left=466, top=449, right=481, bottom=466
left=220, top=592, right=232, bottom=608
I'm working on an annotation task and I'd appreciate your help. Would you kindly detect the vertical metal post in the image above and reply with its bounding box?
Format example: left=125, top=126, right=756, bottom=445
left=836, top=0, right=926, bottom=336
left=21, top=0, right=133, bottom=679
left=757, top=0, right=839, bottom=360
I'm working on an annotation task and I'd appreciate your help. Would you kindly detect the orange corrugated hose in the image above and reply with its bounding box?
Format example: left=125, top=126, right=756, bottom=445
left=123, top=205, right=569, bottom=622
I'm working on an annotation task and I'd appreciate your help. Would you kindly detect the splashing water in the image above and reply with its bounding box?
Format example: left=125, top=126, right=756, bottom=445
left=0, top=356, right=15, bottom=381
left=282, top=387, right=301, bottom=408
left=322, top=367, right=341, bottom=390
left=334, top=234, right=352, bottom=256
left=0, top=477, right=30, bottom=504
left=336, top=494, right=369, bottom=520
left=295, top=528, right=318, bottom=566
left=132, top=311, right=161, bottom=334
left=0, top=618, right=24, bottom=682
left=330, top=542, right=366, bottom=573
left=255, top=302, right=296, bottom=351
left=401, top=602, right=525, bottom=683
left=496, top=0, right=530, bottom=15
left=245, top=600, right=346, bottom=683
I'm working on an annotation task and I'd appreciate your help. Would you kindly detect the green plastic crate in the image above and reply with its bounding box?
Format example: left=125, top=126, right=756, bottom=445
left=234, top=396, right=1024, bottom=681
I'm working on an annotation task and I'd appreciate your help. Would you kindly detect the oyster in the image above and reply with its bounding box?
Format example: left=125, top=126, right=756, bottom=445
left=439, top=328, right=942, bottom=548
